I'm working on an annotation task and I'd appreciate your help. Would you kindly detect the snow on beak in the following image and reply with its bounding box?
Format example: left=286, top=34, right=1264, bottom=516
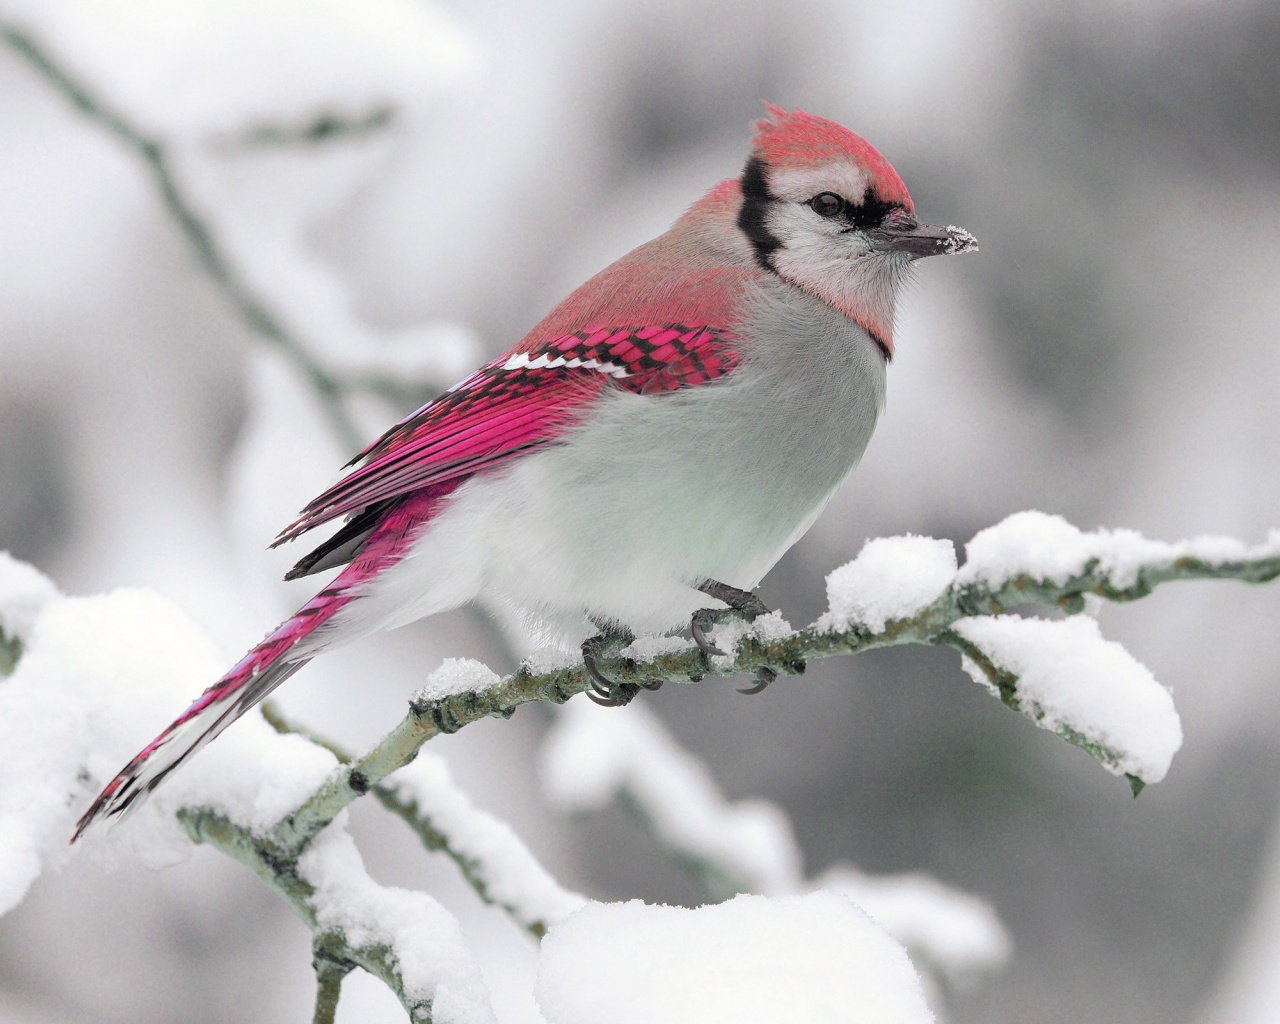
left=868, top=222, right=978, bottom=259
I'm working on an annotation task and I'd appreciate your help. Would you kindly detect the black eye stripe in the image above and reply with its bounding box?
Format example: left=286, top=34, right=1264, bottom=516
left=844, top=187, right=901, bottom=231
left=805, top=187, right=904, bottom=230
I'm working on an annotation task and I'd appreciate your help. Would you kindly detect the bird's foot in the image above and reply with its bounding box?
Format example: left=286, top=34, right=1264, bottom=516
left=581, top=625, right=663, bottom=707
left=690, top=580, right=769, bottom=654
left=690, top=581, right=796, bottom=694
left=736, top=666, right=778, bottom=696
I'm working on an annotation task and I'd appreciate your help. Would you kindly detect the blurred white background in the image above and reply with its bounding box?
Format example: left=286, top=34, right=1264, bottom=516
left=1, top=0, right=1279, bottom=1021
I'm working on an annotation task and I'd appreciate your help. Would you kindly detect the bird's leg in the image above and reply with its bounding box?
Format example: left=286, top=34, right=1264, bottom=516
left=581, top=619, right=662, bottom=707
left=690, top=580, right=770, bottom=653
left=691, top=580, right=792, bottom=695
left=700, top=580, right=770, bottom=616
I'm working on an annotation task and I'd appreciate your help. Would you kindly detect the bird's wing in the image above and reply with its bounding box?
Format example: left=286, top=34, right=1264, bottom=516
left=273, top=322, right=742, bottom=545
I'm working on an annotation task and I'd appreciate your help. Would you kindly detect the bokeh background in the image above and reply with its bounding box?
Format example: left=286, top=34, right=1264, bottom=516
left=1, top=0, right=1279, bottom=1021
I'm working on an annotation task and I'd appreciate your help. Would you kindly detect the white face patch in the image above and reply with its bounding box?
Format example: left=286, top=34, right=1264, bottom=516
left=760, top=159, right=885, bottom=277
left=756, top=160, right=915, bottom=346
left=767, top=163, right=873, bottom=205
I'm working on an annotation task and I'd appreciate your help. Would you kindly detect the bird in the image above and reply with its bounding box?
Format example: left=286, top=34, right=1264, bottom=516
left=73, top=104, right=976, bottom=840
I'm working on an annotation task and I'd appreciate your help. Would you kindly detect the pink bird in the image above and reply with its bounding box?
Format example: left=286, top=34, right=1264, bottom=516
left=73, top=105, right=975, bottom=840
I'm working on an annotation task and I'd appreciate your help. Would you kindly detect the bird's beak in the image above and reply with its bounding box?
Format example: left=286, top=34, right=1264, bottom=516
left=868, top=222, right=978, bottom=259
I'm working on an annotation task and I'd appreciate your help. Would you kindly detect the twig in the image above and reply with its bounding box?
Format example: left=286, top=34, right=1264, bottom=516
left=264, top=542, right=1280, bottom=859
left=261, top=701, right=584, bottom=939
left=178, top=807, right=437, bottom=1023
left=311, top=936, right=354, bottom=1024
left=222, top=106, right=396, bottom=151
left=1, top=22, right=364, bottom=450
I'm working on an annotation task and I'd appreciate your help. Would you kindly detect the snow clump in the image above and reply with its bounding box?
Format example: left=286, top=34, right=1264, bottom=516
left=536, top=891, right=935, bottom=1024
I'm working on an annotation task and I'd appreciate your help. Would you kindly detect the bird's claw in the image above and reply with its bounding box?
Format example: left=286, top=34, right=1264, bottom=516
left=737, top=666, right=778, bottom=695
left=582, top=628, right=661, bottom=707
left=690, top=580, right=781, bottom=695
left=691, top=608, right=729, bottom=659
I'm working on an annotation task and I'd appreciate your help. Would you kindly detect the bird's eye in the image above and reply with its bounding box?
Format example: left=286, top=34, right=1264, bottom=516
left=810, top=192, right=845, bottom=219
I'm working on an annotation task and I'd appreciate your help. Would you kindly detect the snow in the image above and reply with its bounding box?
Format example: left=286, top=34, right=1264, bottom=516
left=943, top=225, right=979, bottom=254
left=0, top=551, right=59, bottom=644
left=621, top=634, right=696, bottom=661
left=813, top=512, right=1280, bottom=639
left=952, top=614, right=1183, bottom=782
left=522, top=647, right=582, bottom=675
left=384, top=752, right=587, bottom=931
left=413, top=657, right=501, bottom=703
left=817, top=866, right=1010, bottom=987
left=299, top=826, right=497, bottom=1024
left=542, top=700, right=801, bottom=893
left=817, top=535, right=957, bottom=633
left=744, top=609, right=794, bottom=643
left=0, top=559, right=339, bottom=908
left=535, top=892, right=934, bottom=1024
left=706, top=610, right=793, bottom=672
left=5, top=0, right=485, bottom=419
left=958, top=510, right=1280, bottom=591
left=0, top=556, right=544, bottom=1021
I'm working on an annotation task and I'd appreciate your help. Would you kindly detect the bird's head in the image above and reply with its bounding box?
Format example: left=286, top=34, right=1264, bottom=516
left=738, top=105, right=975, bottom=356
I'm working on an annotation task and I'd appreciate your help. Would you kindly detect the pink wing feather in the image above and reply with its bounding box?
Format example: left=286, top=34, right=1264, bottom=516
left=274, top=322, right=741, bottom=545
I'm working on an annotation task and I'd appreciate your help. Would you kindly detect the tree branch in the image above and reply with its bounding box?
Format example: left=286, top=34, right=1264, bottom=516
left=176, top=808, right=427, bottom=1021
left=261, top=701, right=586, bottom=939
left=224, top=106, right=396, bottom=152
left=311, top=936, right=355, bottom=1024
left=264, top=528, right=1280, bottom=858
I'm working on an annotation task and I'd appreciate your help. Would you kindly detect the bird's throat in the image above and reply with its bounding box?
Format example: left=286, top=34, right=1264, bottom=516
left=773, top=257, right=900, bottom=359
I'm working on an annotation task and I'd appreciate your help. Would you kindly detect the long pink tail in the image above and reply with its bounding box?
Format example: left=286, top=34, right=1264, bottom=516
left=71, top=577, right=354, bottom=840
left=72, top=486, right=457, bottom=842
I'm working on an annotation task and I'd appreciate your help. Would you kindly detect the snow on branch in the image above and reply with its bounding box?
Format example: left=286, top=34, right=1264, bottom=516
left=3, top=511, right=1276, bottom=1018
left=267, top=512, right=1280, bottom=859
left=943, top=615, right=1178, bottom=791
left=0, top=22, right=354, bottom=447
left=543, top=698, right=802, bottom=900
left=261, top=701, right=588, bottom=939
left=179, top=807, right=496, bottom=1024
left=0, top=559, right=517, bottom=1022
left=536, top=892, right=936, bottom=1024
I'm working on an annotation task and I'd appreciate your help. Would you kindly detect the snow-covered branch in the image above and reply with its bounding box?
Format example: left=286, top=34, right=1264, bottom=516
left=3, top=511, right=1278, bottom=1019
left=261, top=701, right=587, bottom=939
left=179, top=807, right=495, bottom=1023
left=268, top=513, right=1280, bottom=858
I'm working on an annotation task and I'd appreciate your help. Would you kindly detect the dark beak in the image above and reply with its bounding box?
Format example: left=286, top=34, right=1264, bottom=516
left=868, top=222, right=978, bottom=259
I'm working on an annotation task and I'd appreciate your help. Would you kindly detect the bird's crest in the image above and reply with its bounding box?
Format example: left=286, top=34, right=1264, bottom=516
left=751, top=104, right=912, bottom=208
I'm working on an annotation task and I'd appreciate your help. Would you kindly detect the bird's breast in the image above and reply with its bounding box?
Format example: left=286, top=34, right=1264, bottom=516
left=479, top=279, right=886, bottom=632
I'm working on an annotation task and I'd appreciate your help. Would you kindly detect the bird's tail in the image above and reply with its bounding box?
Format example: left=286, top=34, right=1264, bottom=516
left=71, top=485, right=462, bottom=843
left=72, top=573, right=359, bottom=842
